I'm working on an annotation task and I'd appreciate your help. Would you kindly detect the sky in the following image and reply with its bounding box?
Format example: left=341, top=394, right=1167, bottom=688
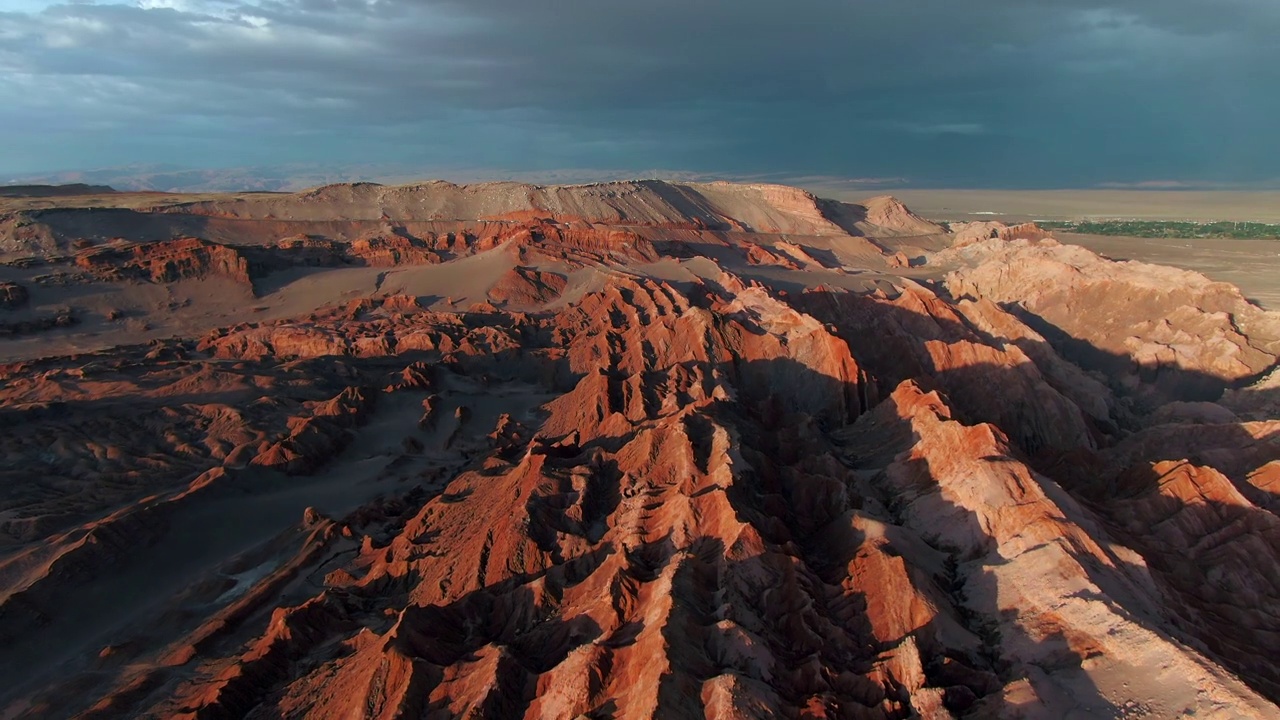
left=1, top=0, right=1278, bottom=188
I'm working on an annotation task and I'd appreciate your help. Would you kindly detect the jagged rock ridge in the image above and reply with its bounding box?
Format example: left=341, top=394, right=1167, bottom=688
left=0, top=183, right=1276, bottom=719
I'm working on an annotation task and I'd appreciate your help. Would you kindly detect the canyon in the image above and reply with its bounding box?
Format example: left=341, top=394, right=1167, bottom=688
left=0, top=180, right=1278, bottom=719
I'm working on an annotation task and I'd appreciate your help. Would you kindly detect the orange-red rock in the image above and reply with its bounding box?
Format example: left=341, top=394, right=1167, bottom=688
left=1, top=180, right=1278, bottom=720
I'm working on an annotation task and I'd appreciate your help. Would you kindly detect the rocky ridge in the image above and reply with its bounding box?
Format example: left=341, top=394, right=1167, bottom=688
left=0, top=183, right=1276, bottom=719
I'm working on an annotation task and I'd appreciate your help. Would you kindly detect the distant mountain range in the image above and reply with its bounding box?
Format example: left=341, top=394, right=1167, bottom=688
left=4, top=164, right=908, bottom=194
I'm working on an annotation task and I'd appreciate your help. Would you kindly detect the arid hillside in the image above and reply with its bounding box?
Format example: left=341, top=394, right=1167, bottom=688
left=1, top=181, right=1278, bottom=719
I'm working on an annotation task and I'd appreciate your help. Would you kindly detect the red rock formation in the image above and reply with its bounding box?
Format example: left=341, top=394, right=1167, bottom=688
left=949, top=221, right=1052, bottom=247
left=252, top=387, right=376, bottom=474
left=796, top=286, right=1097, bottom=456
left=348, top=232, right=442, bottom=266
left=885, top=250, right=911, bottom=268
left=1074, top=460, right=1280, bottom=698
left=743, top=243, right=801, bottom=269
left=0, top=282, right=28, bottom=309
left=2, top=181, right=1279, bottom=720
left=942, top=238, right=1280, bottom=407
left=73, top=237, right=252, bottom=286
left=487, top=266, right=569, bottom=306
left=948, top=221, right=1005, bottom=247
left=996, top=222, right=1052, bottom=242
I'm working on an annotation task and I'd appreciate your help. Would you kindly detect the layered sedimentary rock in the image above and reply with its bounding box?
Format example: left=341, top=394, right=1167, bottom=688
left=1, top=180, right=940, bottom=257
left=0, top=183, right=1278, bottom=719
left=856, top=195, right=947, bottom=237
left=942, top=237, right=1280, bottom=407
left=73, top=237, right=254, bottom=286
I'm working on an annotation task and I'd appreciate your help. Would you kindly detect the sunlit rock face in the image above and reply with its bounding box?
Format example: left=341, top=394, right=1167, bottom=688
left=0, top=182, right=1278, bottom=719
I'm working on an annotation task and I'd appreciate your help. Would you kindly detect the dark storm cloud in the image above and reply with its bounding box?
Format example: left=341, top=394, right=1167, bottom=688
left=1, top=0, right=1277, bottom=186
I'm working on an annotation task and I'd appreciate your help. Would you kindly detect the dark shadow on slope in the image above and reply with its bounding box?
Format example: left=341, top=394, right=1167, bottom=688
left=1057, top=459, right=1280, bottom=700
left=998, top=303, right=1278, bottom=406
left=716, top=358, right=1116, bottom=716
left=3, top=275, right=1280, bottom=716
left=20, top=207, right=216, bottom=249
left=842, top=376, right=1127, bottom=715
left=815, top=198, right=872, bottom=235
left=784, top=291, right=1280, bottom=702
left=795, top=287, right=1280, bottom=438
left=0, top=335, right=566, bottom=714
left=0, top=349, right=408, bottom=546
left=635, top=180, right=741, bottom=231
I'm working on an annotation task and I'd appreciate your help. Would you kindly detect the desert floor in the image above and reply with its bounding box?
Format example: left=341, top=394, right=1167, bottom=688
left=813, top=188, right=1280, bottom=309
left=834, top=189, right=1280, bottom=223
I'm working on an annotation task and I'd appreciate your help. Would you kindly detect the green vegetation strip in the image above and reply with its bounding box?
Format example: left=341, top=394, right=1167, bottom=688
left=1040, top=220, right=1280, bottom=240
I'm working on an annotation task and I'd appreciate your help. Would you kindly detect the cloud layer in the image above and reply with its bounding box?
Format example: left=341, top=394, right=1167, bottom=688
left=2, top=0, right=1278, bottom=186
